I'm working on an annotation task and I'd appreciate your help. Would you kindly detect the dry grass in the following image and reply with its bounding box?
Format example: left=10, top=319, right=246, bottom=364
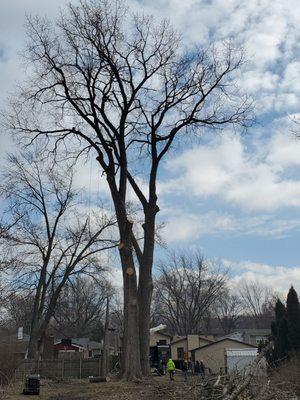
left=4, top=377, right=172, bottom=400
left=4, top=367, right=300, bottom=400
left=0, top=374, right=217, bottom=400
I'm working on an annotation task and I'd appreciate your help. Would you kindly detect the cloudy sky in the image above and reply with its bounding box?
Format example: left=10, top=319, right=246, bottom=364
left=1, top=0, right=300, bottom=292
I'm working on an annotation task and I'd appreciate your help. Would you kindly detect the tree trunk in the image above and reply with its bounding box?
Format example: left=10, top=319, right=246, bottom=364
left=27, top=289, right=43, bottom=360
left=27, top=321, right=40, bottom=359
left=119, top=244, right=142, bottom=380
left=34, top=279, right=70, bottom=357
left=138, top=215, right=155, bottom=376
left=104, top=164, right=142, bottom=380
left=27, top=261, right=49, bottom=359
left=138, top=265, right=153, bottom=376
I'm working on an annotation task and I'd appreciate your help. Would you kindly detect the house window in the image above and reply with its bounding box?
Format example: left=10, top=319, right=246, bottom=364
left=158, top=340, right=167, bottom=345
left=177, top=347, right=184, bottom=359
left=255, top=336, right=267, bottom=345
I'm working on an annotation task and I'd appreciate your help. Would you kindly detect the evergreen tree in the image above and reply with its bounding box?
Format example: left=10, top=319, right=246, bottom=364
left=286, top=286, right=300, bottom=351
left=268, top=299, right=288, bottom=364
left=276, top=317, right=290, bottom=360
left=275, top=299, right=286, bottom=322
left=272, top=299, right=286, bottom=337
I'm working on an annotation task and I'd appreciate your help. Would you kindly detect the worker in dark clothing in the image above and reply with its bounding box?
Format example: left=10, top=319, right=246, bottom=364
left=199, top=360, right=205, bottom=379
left=182, top=360, right=188, bottom=382
left=194, top=360, right=200, bottom=375
left=188, top=358, right=194, bottom=374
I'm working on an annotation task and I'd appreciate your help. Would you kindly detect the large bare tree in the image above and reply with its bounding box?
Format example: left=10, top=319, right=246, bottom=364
left=6, top=0, right=252, bottom=378
left=153, top=253, right=227, bottom=335
left=0, top=152, right=117, bottom=358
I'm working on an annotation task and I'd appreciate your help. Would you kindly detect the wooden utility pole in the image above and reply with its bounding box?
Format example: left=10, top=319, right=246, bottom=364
left=102, top=297, right=110, bottom=376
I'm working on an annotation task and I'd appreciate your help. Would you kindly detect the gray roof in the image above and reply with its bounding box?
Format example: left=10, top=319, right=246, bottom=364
left=219, top=329, right=271, bottom=341
left=72, top=338, right=90, bottom=348
left=240, top=329, right=271, bottom=335
left=88, top=340, right=102, bottom=349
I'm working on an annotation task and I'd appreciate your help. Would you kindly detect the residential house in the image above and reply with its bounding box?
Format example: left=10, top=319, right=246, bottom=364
left=149, top=331, right=172, bottom=347
left=73, top=337, right=117, bottom=357
left=191, top=338, right=257, bottom=374
left=171, top=335, right=214, bottom=361
left=220, top=329, right=271, bottom=346
left=54, top=339, right=87, bottom=359
left=54, top=337, right=116, bottom=359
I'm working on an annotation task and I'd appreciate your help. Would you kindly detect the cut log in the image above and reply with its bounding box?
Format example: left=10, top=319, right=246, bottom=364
left=89, top=376, right=110, bottom=383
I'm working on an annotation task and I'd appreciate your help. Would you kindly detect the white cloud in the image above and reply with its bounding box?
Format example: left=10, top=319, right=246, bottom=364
left=281, top=62, right=300, bottom=93
left=162, top=210, right=236, bottom=242
left=161, top=208, right=300, bottom=243
left=227, top=259, right=300, bottom=293
left=162, top=132, right=300, bottom=212
left=266, top=132, right=300, bottom=168
left=239, top=70, right=279, bottom=95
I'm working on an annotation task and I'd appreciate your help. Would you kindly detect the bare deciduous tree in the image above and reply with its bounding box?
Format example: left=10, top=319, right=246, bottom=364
left=153, top=253, right=227, bottom=335
left=214, top=289, right=243, bottom=334
left=6, top=0, right=252, bottom=378
left=1, top=293, right=35, bottom=333
left=52, top=275, right=112, bottom=339
left=0, top=152, right=117, bottom=359
left=239, top=280, right=276, bottom=327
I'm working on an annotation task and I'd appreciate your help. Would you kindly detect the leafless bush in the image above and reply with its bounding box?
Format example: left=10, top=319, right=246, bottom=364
left=0, top=350, right=20, bottom=384
left=0, top=347, right=21, bottom=399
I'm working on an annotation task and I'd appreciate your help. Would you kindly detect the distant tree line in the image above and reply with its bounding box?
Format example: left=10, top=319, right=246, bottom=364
left=1, top=249, right=277, bottom=344
left=151, top=252, right=276, bottom=336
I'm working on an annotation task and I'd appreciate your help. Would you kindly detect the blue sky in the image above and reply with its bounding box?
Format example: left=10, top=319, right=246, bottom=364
left=1, top=0, right=300, bottom=292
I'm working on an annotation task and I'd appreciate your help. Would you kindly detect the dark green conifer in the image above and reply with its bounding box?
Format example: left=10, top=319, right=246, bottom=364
left=276, top=317, right=290, bottom=360
left=269, top=299, right=288, bottom=363
left=275, top=299, right=286, bottom=322
left=286, top=286, right=300, bottom=351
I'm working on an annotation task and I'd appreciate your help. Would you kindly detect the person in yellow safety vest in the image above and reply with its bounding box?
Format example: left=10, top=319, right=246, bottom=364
left=167, top=358, right=175, bottom=381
